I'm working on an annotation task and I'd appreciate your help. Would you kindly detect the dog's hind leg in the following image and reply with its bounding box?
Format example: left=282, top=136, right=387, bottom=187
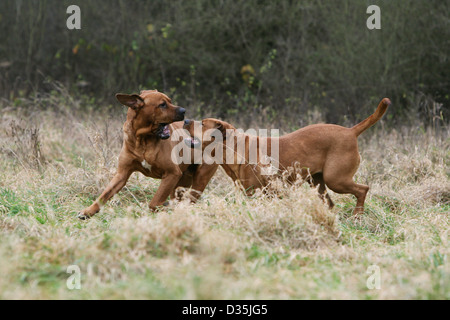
left=310, top=173, right=335, bottom=209
left=323, top=171, right=369, bottom=215
left=321, top=151, right=369, bottom=214
left=328, top=181, right=369, bottom=215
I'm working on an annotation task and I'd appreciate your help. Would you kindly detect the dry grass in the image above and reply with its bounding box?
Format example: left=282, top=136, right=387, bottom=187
left=0, top=92, right=448, bottom=300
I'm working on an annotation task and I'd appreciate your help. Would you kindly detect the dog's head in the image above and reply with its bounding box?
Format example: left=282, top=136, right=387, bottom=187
left=183, top=118, right=235, bottom=149
left=116, top=90, right=185, bottom=140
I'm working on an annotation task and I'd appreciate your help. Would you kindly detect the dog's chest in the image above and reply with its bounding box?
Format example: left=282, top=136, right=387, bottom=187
left=140, top=149, right=161, bottom=175
left=141, top=160, right=152, bottom=171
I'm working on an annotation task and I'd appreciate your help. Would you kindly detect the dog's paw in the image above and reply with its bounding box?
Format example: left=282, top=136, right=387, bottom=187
left=77, top=211, right=91, bottom=220
left=78, top=203, right=100, bottom=220
left=175, top=187, right=187, bottom=201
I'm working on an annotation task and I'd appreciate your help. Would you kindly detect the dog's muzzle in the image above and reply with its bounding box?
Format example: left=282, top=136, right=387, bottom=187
left=183, top=119, right=201, bottom=148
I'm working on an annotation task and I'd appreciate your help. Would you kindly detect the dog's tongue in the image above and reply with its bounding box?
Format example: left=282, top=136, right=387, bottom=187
left=184, top=137, right=201, bottom=147
left=162, top=124, right=170, bottom=136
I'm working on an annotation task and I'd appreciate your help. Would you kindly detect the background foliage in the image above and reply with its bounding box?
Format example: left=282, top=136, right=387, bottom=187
left=0, top=0, right=448, bottom=126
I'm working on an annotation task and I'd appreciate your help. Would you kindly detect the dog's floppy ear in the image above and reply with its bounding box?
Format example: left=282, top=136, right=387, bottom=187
left=216, top=121, right=225, bottom=135
left=116, top=93, right=145, bottom=110
left=216, top=121, right=234, bottom=140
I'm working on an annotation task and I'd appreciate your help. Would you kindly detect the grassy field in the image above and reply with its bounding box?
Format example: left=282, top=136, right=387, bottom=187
left=0, top=93, right=448, bottom=300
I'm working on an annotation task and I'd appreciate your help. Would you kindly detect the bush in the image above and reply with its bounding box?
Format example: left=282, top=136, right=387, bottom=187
left=0, top=0, right=448, bottom=126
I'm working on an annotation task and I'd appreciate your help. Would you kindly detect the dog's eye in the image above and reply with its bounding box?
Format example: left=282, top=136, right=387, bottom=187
left=159, top=102, right=167, bottom=108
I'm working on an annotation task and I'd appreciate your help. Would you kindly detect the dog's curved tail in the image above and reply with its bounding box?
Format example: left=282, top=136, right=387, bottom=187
left=351, top=98, right=391, bottom=137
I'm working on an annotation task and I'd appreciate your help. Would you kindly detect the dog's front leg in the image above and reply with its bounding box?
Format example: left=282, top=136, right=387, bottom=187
left=78, top=168, right=133, bottom=219
left=189, top=164, right=219, bottom=202
left=172, top=165, right=219, bottom=203
left=149, top=171, right=183, bottom=211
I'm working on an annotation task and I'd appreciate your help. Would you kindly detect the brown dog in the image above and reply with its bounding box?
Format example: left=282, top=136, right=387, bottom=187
left=78, top=90, right=218, bottom=219
left=184, top=98, right=391, bottom=214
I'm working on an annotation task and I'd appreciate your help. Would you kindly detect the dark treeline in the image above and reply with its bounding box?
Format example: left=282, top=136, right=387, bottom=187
left=0, top=0, right=448, bottom=127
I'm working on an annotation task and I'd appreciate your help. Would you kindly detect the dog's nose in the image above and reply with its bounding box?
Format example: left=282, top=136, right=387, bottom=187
left=184, top=119, right=191, bottom=126
left=178, top=107, right=186, bottom=116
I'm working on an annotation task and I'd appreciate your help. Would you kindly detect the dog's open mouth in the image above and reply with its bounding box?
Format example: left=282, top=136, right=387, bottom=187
left=184, top=136, right=201, bottom=148
left=157, top=123, right=171, bottom=140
